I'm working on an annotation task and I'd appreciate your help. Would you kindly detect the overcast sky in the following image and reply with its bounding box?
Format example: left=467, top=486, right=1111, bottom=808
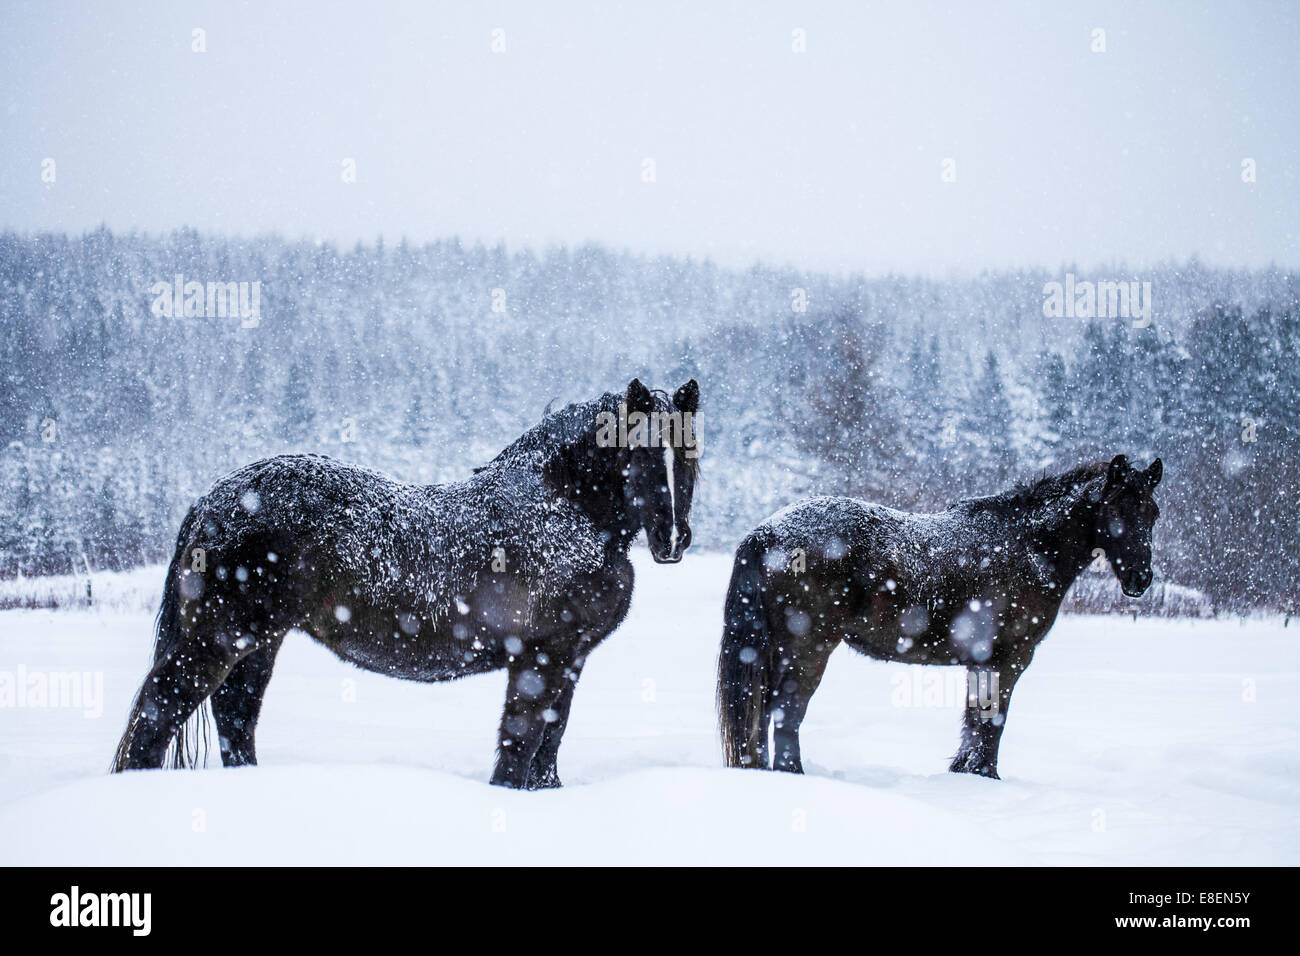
left=2, top=0, right=1296, bottom=275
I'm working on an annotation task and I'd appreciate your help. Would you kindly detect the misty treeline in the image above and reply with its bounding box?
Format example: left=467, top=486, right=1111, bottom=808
left=1, top=228, right=1296, bottom=614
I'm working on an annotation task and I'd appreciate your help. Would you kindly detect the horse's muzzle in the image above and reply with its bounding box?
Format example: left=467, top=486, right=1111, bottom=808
left=647, top=524, right=690, bottom=564
left=1121, top=573, right=1153, bottom=597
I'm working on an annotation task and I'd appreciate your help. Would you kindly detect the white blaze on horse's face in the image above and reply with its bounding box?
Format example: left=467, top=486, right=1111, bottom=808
left=630, top=439, right=694, bottom=564
left=665, top=447, right=678, bottom=557
left=621, top=378, right=699, bottom=564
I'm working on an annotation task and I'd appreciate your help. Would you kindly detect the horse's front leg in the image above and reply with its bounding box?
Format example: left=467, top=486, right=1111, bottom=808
left=525, top=660, right=584, bottom=790
left=491, top=654, right=577, bottom=789
left=948, top=649, right=1033, bottom=780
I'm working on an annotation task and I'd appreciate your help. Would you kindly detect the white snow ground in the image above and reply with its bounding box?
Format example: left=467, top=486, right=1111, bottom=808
left=0, top=551, right=1296, bottom=866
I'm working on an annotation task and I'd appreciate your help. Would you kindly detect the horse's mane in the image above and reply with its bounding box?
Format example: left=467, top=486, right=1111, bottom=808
left=475, top=389, right=699, bottom=477
left=961, top=461, right=1109, bottom=516
left=1010, top=461, right=1109, bottom=506
left=484, top=393, right=621, bottom=469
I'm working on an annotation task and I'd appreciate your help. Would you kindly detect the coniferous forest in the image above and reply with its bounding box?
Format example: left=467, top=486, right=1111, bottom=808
left=1, top=228, right=1296, bottom=614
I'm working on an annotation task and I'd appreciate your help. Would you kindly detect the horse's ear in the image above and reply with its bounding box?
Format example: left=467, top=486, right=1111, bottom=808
left=673, top=379, right=699, bottom=414
left=1146, top=458, right=1163, bottom=487
left=1107, top=454, right=1130, bottom=486
left=627, top=378, right=654, bottom=414
left=1088, top=454, right=1129, bottom=504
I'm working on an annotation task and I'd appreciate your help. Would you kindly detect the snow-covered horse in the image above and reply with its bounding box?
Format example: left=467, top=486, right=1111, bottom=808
left=113, top=378, right=700, bottom=788
left=718, top=454, right=1162, bottom=779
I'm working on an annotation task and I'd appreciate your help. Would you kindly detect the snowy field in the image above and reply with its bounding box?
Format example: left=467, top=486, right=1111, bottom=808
left=0, top=550, right=1296, bottom=866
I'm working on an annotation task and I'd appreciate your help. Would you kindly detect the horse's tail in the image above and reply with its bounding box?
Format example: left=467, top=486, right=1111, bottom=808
left=112, top=503, right=209, bottom=772
left=718, top=533, right=774, bottom=769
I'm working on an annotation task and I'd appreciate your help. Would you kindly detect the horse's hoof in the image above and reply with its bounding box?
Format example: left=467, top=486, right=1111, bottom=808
left=948, top=756, right=1000, bottom=779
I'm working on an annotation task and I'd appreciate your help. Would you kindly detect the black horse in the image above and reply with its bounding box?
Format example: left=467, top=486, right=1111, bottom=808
left=718, top=454, right=1162, bottom=779
left=113, top=378, right=699, bottom=788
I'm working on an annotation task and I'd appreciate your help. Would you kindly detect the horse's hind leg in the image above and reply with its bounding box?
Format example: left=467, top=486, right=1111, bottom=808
left=211, top=634, right=284, bottom=767
left=770, top=634, right=838, bottom=773
left=122, top=631, right=255, bottom=769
